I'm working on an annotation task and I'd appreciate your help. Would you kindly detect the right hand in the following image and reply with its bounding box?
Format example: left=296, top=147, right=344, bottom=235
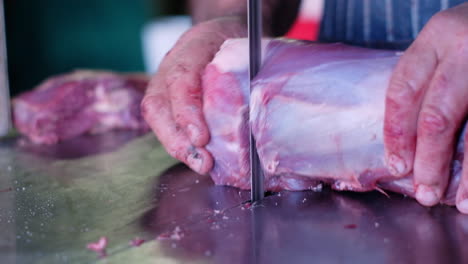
left=141, top=16, right=247, bottom=174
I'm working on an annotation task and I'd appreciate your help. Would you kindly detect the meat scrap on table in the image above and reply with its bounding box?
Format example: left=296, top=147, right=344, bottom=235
left=12, top=70, right=149, bottom=144
left=87, top=236, right=108, bottom=258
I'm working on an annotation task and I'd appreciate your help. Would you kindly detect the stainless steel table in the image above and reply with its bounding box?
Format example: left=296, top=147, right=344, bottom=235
left=0, top=131, right=467, bottom=264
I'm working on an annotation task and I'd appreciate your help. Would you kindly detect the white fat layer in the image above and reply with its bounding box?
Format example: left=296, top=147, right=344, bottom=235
left=93, top=85, right=131, bottom=113
left=211, top=38, right=271, bottom=73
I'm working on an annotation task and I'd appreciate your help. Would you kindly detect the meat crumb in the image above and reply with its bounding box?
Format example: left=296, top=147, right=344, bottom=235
left=157, top=226, right=184, bottom=241
left=87, top=237, right=108, bottom=258
left=210, top=224, right=221, bottom=230
left=0, top=187, right=12, bottom=193
left=344, top=224, right=357, bottom=229
left=129, top=238, right=145, bottom=247
left=311, top=183, right=323, bottom=192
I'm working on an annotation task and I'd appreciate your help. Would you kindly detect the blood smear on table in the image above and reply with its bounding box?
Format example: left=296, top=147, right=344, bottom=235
left=130, top=238, right=145, bottom=247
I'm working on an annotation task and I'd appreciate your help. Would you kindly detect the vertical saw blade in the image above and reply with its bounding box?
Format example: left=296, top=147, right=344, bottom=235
left=248, top=0, right=264, bottom=202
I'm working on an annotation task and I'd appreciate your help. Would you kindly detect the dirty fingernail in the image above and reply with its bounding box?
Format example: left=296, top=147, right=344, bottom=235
left=387, top=153, right=407, bottom=176
left=457, top=200, right=468, bottom=214
left=187, top=124, right=200, bottom=144
left=187, top=150, right=203, bottom=173
left=416, top=185, right=439, bottom=207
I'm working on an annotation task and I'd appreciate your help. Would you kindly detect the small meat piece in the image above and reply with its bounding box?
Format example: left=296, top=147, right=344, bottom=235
left=202, top=38, right=463, bottom=205
left=129, top=237, right=145, bottom=247
left=13, top=70, right=149, bottom=144
left=344, top=224, right=357, bottom=229
left=157, top=226, right=184, bottom=241
left=87, top=236, right=108, bottom=257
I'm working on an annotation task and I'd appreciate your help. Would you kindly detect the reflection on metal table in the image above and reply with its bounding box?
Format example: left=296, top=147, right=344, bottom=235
left=0, top=131, right=467, bottom=264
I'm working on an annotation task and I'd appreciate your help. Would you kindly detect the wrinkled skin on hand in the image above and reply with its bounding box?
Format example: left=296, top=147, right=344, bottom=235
left=384, top=3, right=468, bottom=213
left=141, top=17, right=247, bottom=174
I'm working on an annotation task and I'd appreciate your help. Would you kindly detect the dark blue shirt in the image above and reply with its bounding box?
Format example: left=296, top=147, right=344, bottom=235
left=319, top=0, right=468, bottom=49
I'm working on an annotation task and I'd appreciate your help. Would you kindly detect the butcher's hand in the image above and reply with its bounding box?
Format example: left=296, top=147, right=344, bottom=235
left=384, top=3, right=468, bottom=213
left=141, top=17, right=247, bottom=174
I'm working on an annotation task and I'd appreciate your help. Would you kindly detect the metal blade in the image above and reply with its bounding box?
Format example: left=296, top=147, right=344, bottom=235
left=0, top=0, right=10, bottom=137
left=248, top=0, right=264, bottom=202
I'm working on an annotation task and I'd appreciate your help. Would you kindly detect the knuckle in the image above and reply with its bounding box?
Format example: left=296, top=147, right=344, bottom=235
left=140, top=97, right=153, bottom=119
left=166, top=63, right=200, bottom=92
left=429, top=10, right=460, bottom=30
left=430, top=11, right=451, bottom=27
left=383, top=111, right=405, bottom=138
left=167, top=148, right=183, bottom=160
left=383, top=120, right=404, bottom=138
left=167, top=63, right=191, bottom=80
left=140, top=95, right=165, bottom=119
left=173, top=112, right=187, bottom=125
left=430, top=72, right=449, bottom=92
left=429, top=10, right=468, bottom=37
left=387, top=75, right=418, bottom=103
left=418, top=106, right=451, bottom=137
left=455, top=36, right=468, bottom=56
left=167, top=145, right=189, bottom=161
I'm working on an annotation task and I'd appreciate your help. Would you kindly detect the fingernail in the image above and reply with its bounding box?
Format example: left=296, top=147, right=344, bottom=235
left=187, top=149, right=203, bottom=173
left=187, top=124, right=200, bottom=144
left=387, top=153, right=407, bottom=176
left=416, top=185, right=440, bottom=206
left=457, top=200, right=468, bottom=214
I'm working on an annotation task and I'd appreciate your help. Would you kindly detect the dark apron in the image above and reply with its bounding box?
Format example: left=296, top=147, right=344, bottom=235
left=319, top=0, right=468, bottom=50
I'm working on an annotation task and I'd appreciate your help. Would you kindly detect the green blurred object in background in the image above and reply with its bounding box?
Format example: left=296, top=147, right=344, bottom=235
left=4, top=0, right=163, bottom=96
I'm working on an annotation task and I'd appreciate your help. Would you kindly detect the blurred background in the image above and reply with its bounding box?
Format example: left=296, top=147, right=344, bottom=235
left=4, top=0, right=323, bottom=96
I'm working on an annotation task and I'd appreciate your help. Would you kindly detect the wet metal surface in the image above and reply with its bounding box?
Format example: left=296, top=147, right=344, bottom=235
left=1, top=131, right=468, bottom=263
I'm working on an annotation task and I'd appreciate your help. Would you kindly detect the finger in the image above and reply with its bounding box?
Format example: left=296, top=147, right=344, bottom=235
left=141, top=77, right=213, bottom=174
left=165, top=41, right=218, bottom=147
left=384, top=36, right=438, bottom=177
left=413, top=59, right=468, bottom=206
left=456, top=134, right=468, bottom=214
left=163, top=18, right=247, bottom=148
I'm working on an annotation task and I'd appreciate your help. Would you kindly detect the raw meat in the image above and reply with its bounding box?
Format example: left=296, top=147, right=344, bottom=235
left=13, top=70, right=149, bottom=144
left=202, top=38, right=463, bottom=205
left=129, top=238, right=145, bottom=247
left=87, top=236, right=108, bottom=258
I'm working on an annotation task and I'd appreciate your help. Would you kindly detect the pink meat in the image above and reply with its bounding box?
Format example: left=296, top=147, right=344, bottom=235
left=13, top=70, right=149, bottom=144
left=87, top=236, right=108, bottom=257
left=202, top=38, right=463, bottom=205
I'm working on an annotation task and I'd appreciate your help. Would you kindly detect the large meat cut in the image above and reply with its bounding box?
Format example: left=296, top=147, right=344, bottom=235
left=13, top=71, right=149, bottom=144
left=202, top=38, right=463, bottom=205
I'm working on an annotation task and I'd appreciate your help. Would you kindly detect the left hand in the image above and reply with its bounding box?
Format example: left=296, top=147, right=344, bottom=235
left=384, top=3, right=468, bottom=213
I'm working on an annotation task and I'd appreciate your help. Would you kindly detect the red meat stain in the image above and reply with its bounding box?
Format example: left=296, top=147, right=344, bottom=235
left=129, top=238, right=145, bottom=247
left=0, top=187, right=12, bottom=193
